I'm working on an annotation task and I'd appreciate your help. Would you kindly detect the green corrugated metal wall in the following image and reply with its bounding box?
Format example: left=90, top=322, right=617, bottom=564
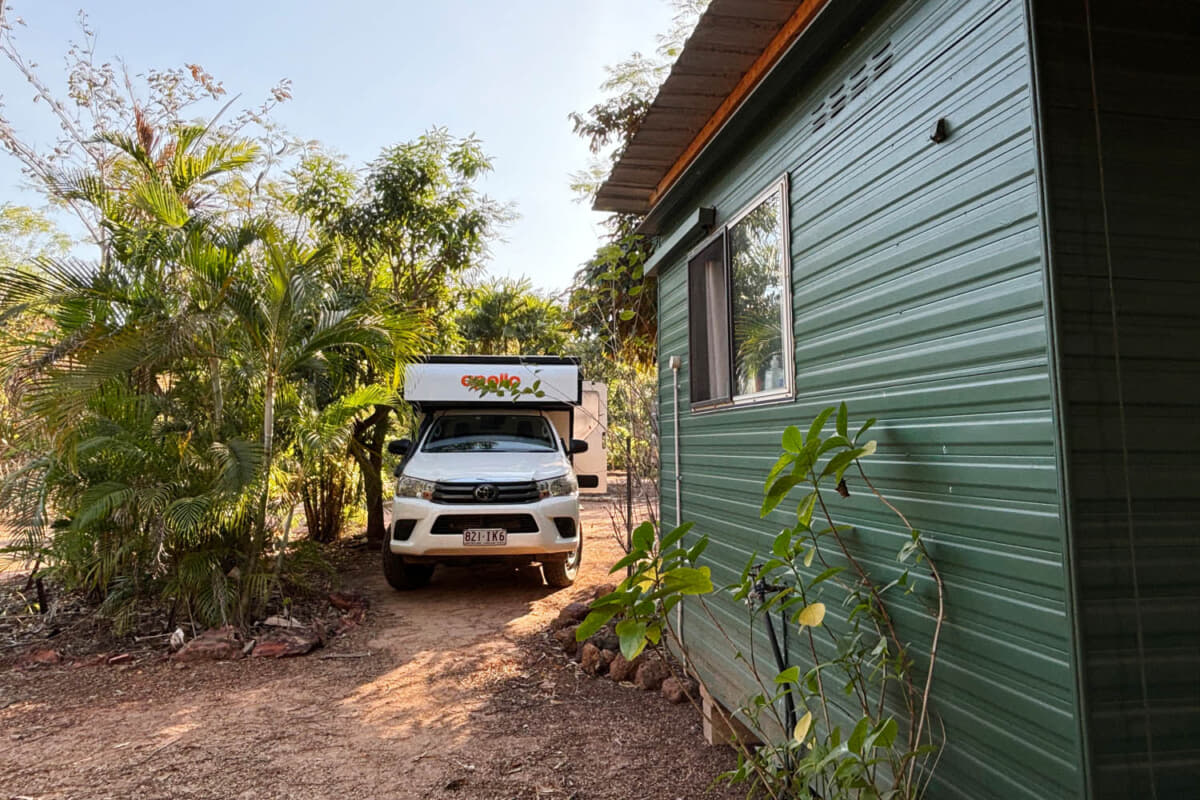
left=1031, top=1, right=1200, bottom=796
left=656, top=0, right=1085, bottom=796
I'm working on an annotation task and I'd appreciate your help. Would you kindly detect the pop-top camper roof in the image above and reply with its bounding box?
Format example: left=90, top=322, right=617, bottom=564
left=403, top=356, right=581, bottom=411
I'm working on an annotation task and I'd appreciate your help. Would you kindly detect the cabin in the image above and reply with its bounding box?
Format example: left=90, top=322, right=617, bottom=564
left=594, top=0, right=1199, bottom=797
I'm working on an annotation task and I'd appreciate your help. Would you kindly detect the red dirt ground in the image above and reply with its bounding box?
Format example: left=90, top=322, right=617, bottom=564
left=0, top=488, right=742, bottom=800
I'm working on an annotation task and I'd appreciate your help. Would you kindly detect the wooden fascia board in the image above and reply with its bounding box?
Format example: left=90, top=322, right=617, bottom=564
left=649, top=0, right=831, bottom=208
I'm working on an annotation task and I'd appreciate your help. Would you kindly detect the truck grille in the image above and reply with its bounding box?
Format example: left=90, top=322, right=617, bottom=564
left=430, top=514, right=539, bottom=534
left=432, top=481, right=539, bottom=504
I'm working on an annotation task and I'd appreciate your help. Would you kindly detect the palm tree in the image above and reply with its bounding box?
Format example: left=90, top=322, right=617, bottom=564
left=0, top=113, right=424, bottom=626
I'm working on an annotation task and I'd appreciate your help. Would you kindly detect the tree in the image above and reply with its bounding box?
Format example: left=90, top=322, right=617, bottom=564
left=0, top=106, right=421, bottom=627
left=565, top=1, right=708, bottom=506
left=0, top=6, right=293, bottom=254
left=567, top=0, right=710, bottom=364
left=290, top=133, right=508, bottom=543
left=456, top=277, right=570, bottom=356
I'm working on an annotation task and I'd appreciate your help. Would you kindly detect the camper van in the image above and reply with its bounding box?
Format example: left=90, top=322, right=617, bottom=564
left=383, top=356, right=603, bottom=590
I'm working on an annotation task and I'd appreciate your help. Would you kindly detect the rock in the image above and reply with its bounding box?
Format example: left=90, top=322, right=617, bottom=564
left=587, top=626, right=620, bottom=653
left=263, top=615, right=306, bottom=629
left=662, top=676, right=698, bottom=704
left=552, top=624, right=580, bottom=656
left=252, top=627, right=321, bottom=659
left=633, top=659, right=671, bottom=691
left=608, top=652, right=643, bottom=683
left=329, top=591, right=368, bottom=612
left=107, top=653, right=132, bottom=665
left=591, top=583, right=617, bottom=599
left=580, top=642, right=602, bottom=675
left=551, top=602, right=590, bottom=630
left=172, top=626, right=243, bottom=662
left=599, top=649, right=617, bottom=674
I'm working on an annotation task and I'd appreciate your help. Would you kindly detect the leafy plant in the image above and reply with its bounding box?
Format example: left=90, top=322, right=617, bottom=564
left=577, top=405, right=945, bottom=800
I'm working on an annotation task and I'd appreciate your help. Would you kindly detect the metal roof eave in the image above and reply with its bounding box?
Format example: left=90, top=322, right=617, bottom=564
left=597, top=0, right=885, bottom=234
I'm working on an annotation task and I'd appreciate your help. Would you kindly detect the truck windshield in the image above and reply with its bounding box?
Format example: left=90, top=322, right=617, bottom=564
left=422, top=414, right=558, bottom=453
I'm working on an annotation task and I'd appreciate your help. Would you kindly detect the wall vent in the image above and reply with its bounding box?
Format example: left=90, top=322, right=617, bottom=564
left=810, top=40, right=893, bottom=134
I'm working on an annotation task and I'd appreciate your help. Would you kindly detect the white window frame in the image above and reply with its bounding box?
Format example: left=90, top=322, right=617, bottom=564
left=686, top=175, right=794, bottom=411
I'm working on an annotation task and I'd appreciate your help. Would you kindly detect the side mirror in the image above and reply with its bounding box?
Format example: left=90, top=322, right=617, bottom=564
left=387, top=438, right=412, bottom=456
left=578, top=474, right=600, bottom=489
left=569, top=438, right=589, bottom=454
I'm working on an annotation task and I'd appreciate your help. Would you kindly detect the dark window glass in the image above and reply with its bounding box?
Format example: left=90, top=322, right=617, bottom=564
left=687, top=234, right=730, bottom=404
left=423, top=414, right=556, bottom=453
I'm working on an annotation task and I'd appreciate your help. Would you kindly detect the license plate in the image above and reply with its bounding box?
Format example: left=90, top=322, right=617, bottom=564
left=463, top=528, right=507, bottom=545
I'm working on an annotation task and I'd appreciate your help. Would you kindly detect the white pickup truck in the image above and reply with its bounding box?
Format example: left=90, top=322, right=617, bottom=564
left=383, top=357, right=601, bottom=590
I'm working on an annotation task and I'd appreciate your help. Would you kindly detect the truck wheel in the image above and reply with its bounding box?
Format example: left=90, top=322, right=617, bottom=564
left=543, top=537, right=582, bottom=588
left=382, top=541, right=434, bottom=590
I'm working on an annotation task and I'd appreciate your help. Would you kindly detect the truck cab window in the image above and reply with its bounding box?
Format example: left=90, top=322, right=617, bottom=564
left=423, top=414, right=556, bottom=453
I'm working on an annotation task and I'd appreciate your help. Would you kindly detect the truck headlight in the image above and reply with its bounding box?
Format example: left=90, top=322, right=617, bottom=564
left=396, top=476, right=435, bottom=500
left=537, top=473, right=578, bottom=498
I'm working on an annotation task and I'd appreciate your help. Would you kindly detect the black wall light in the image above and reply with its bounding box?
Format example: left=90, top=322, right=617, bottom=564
left=930, top=118, right=950, bottom=144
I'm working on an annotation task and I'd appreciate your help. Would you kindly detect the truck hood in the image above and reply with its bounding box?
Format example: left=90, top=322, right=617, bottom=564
left=401, top=450, right=572, bottom=483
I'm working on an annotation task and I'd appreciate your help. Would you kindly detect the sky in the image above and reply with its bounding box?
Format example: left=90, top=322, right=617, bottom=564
left=0, top=0, right=677, bottom=293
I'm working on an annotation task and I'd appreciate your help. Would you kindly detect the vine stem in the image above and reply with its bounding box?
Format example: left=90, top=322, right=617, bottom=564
left=813, top=485, right=916, bottom=721
left=855, top=461, right=946, bottom=792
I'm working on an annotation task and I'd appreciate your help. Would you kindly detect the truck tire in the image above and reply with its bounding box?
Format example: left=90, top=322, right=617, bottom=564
left=382, top=541, right=435, bottom=590
left=543, top=536, right=582, bottom=588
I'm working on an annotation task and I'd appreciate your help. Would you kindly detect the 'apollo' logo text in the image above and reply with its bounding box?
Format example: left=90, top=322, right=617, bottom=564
left=461, top=373, right=522, bottom=390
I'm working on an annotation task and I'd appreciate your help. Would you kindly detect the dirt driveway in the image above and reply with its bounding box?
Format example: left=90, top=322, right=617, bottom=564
left=0, top=491, right=741, bottom=800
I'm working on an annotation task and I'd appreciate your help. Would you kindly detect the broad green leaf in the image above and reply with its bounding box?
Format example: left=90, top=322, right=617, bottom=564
left=619, top=309, right=635, bottom=321
left=687, top=538, right=708, bottom=563
left=820, top=449, right=862, bottom=481
left=847, top=716, right=871, bottom=755
left=660, top=521, right=693, bottom=549
left=772, top=529, right=791, bottom=559
left=816, top=435, right=852, bottom=458
left=796, top=491, right=817, bottom=529
left=610, top=550, right=642, bottom=573
left=575, top=608, right=616, bottom=641
left=646, top=623, right=662, bottom=645
left=615, top=618, right=648, bottom=660
left=875, top=718, right=898, bottom=749
left=807, top=407, right=835, bottom=448
left=775, top=666, right=800, bottom=684
left=763, top=452, right=793, bottom=490
left=781, top=425, right=804, bottom=454
left=796, top=602, right=826, bottom=628
left=836, top=402, right=848, bottom=437
left=810, top=567, right=844, bottom=587
left=662, top=565, right=714, bottom=595
left=636, top=565, right=660, bottom=590
left=631, top=521, right=655, bottom=551
left=761, top=474, right=800, bottom=516
left=855, top=417, right=877, bottom=442
left=793, top=710, right=814, bottom=743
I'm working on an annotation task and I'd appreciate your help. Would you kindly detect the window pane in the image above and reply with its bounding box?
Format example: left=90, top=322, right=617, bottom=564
left=687, top=234, right=730, bottom=403
left=423, top=414, right=556, bottom=453
left=729, top=190, right=786, bottom=396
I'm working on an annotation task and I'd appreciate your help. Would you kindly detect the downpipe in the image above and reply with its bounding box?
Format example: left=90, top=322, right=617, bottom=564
left=752, top=565, right=798, bottom=773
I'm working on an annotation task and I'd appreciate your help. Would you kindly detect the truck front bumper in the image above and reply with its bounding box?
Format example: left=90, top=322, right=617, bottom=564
left=388, top=495, right=581, bottom=560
